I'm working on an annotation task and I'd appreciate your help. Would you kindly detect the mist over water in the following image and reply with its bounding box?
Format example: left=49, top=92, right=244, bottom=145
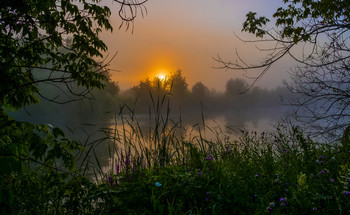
left=8, top=70, right=293, bottom=174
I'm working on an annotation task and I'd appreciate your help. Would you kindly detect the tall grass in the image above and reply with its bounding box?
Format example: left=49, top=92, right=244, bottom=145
left=12, top=89, right=349, bottom=214
left=76, top=91, right=350, bottom=214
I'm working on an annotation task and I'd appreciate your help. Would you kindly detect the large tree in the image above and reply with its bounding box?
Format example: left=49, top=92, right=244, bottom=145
left=217, top=0, right=350, bottom=139
left=0, top=0, right=148, bottom=108
left=0, top=0, right=148, bottom=212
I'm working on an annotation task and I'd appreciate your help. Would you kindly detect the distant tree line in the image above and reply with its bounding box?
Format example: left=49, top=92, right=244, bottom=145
left=120, top=70, right=292, bottom=115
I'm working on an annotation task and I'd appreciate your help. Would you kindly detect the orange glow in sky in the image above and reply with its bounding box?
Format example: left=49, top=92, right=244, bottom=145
left=102, top=0, right=290, bottom=91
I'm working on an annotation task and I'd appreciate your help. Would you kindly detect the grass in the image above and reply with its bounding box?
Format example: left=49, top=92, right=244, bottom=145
left=6, top=92, right=350, bottom=214
left=95, top=122, right=350, bottom=214
left=87, top=93, right=350, bottom=214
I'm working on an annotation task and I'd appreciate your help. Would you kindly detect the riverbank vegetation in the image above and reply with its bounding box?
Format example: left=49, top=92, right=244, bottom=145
left=2, top=0, right=350, bottom=214
left=2, top=107, right=350, bottom=214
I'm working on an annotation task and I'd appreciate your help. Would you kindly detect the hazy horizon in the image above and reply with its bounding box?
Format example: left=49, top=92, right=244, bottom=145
left=100, top=0, right=293, bottom=91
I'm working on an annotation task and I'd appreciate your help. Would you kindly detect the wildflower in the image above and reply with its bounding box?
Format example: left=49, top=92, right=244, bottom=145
left=330, top=178, right=334, bottom=182
left=343, top=191, right=350, bottom=196
left=280, top=198, right=285, bottom=202
left=285, top=150, right=289, bottom=154
left=313, top=207, right=317, bottom=211
left=115, top=163, right=120, bottom=175
left=155, top=182, right=162, bottom=187
left=107, top=176, right=113, bottom=184
left=255, top=174, right=259, bottom=178
left=204, top=156, right=214, bottom=161
left=319, top=155, right=325, bottom=160
left=132, top=162, right=136, bottom=172
left=316, top=160, right=320, bottom=164
left=205, top=192, right=210, bottom=201
left=320, top=170, right=325, bottom=174
left=197, top=171, right=203, bottom=176
left=280, top=203, right=286, bottom=207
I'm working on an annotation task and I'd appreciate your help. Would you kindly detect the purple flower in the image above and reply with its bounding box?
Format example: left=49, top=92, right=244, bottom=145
left=115, top=163, right=120, bottom=175
left=330, top=178, right=334, bottom=182
left=255, top=174, right=259, bottom=178
left=285, top=150, right=289, bottom=154
left=107, top=176, right=112, bottom=184
left=132, top=162, right=136, bottom=172
left=319, top=155, right=325, bottom=160
left=197, top=171, right=204, bottom=176
left=280, top=198, right=285, bottom=202
left=204, top=156, right=214, bottom=161
left=343, top=191, right=350, bottom=196
left=313, top=207, right=317, bottom=211
left=320, top=170, right=325, bottom=174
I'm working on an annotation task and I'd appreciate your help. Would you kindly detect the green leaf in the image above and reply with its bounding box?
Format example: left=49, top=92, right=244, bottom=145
left=0, top=156, right=22, bottom=174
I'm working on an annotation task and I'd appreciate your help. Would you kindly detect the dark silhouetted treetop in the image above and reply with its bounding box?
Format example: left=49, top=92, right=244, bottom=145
left=216, top=0, right=350, bottom=82
left=216, top=0, right=350, bottom=139
left=191, top=82, right=210, bottom=99
left=0, top=0, right=148, bottom=110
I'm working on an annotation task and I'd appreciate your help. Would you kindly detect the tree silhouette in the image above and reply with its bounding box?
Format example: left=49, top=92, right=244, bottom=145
left=0, top=0, right=148, bottom=109
left=191, top=82, right=210, bottom=100
left=216, top=0, right=350, bottom=139
left=0, top=1, right=148, bottom=212
left=225, top=78, right=249, bottom=97
left=169, top=70, right=190, bottom=99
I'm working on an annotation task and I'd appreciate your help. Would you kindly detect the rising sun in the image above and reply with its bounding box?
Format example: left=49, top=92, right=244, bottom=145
left=157, top=73, right=167, bottom=81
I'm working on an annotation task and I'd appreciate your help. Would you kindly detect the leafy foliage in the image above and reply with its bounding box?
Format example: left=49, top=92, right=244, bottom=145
left=0, top=0, right=113, bottom=109
left=0, top=0, right=148, bottom=214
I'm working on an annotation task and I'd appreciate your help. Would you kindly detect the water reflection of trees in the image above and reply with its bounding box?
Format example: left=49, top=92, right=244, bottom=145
left=10, top=69, right=292, bottom=175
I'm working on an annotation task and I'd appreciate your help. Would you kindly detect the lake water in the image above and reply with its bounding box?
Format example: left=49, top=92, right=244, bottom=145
left=90, top=107, right=287, bottom=176
left=9, top=104, right=288, bottom=178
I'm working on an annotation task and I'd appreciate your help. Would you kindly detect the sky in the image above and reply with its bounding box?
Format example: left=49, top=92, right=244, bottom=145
left=101, top=0, right=292, bottom=91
